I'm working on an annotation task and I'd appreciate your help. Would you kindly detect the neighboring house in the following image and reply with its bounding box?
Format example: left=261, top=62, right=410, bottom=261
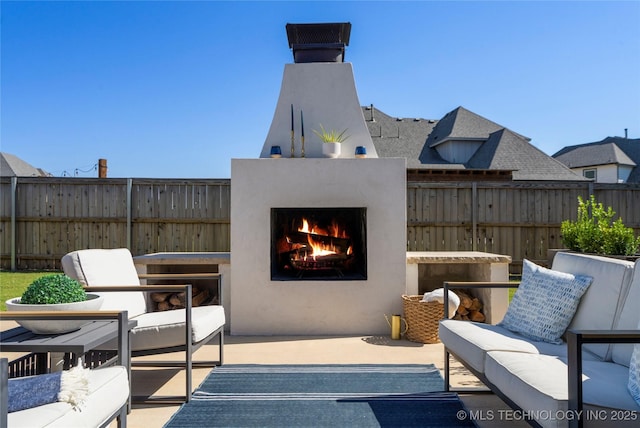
left=552, top=136, right=640, bottom=183
left=0, top=152, right=50, bottom=177
left=364, top=105, right=587, bottom=181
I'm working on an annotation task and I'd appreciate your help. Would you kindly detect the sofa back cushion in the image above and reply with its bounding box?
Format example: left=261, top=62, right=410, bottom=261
left=552, top=252, right=635, bottom=360
left=611, top=260, right=640, bottom=366
left=62, top=248, right=147, bottom=318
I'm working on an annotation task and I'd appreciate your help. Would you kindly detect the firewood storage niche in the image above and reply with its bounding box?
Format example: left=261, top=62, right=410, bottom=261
left=271, top=207, right=367, bottom=281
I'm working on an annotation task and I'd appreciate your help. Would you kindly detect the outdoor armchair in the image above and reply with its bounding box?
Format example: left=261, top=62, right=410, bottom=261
left=61, top=248, right=225, bottom=403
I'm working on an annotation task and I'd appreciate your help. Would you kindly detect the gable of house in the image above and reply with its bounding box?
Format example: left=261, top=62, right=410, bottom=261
left=553, top=137, right=640, bottom=183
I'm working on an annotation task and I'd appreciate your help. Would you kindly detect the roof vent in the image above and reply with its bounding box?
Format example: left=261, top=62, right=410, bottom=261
left=286, top=22, right=351, bottom=63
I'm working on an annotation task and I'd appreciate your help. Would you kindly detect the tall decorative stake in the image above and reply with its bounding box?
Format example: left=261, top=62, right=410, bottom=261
left=300, top=110, right=305, bottom=158
left=290, top=104, right=295, bottom=158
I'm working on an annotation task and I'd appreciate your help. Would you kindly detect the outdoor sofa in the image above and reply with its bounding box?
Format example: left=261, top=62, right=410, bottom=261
left=439, top=251, right=640, bottom=428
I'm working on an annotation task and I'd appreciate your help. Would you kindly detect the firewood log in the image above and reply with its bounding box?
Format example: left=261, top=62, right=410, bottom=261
left=469, top=310, right=486, bottom=323
left=157, top=301, right=173, bottom=311
left=469, top=298, right=483, bottom=312
left=151, top=292, right=172, bottom=303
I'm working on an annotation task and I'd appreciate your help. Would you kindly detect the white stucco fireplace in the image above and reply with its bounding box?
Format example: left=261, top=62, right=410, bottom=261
left=230, top=158, right=407, bottom=335
left=229, top=23, right=408, bottom=335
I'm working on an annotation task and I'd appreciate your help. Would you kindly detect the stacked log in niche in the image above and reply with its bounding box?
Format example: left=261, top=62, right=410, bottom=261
left=151, top=287, right=212, bottom=311
left=452, top=289, right=486, bottom=323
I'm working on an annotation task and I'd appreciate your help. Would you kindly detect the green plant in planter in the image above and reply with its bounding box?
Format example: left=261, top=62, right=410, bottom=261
left=20, top=274, right=86, bottom=304
left=561, top=195, right=640, bottom=256
left=312, top=124, right=350, bottom=143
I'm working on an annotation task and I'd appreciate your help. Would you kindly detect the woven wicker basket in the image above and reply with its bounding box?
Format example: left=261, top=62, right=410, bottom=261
left=402, top=295, right=445, bottom=344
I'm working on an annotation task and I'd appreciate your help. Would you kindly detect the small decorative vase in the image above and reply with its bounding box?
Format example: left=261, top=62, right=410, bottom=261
left=270, top=145, right=282, bottom=158
left=355, top=146, right=367, bottom=158
left=322, top=142, right=341, bottom=158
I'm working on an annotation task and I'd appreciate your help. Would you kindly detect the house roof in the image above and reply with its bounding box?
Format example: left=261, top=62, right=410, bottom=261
left=553, top=137, right=639, bottom=171
left=0, top=152, right=49, bottom=177
left=427, top=106, right=529, bottom=148
left=366, top=105, right=586, bottom=181
left=468, top=129, right=585, bottom=181
left=363, top=106, right=444, bottom=169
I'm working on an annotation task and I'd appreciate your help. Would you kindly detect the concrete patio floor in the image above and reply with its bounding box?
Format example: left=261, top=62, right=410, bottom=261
left=121, top=334, right=529, bottom=428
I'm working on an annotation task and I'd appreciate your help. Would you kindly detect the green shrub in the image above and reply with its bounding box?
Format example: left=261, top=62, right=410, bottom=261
left=561, top=195, right=640, bottom=256
left=20, top=274, right=86, bottom=304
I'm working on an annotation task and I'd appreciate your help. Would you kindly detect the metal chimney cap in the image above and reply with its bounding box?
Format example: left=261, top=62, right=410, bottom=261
left=285, top=22, right=351, bottom=47
left=285, top=23, right=351, bottom=63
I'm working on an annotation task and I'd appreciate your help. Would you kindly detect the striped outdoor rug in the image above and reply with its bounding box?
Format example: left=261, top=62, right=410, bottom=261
left=164, top=364, right=476, bottom=427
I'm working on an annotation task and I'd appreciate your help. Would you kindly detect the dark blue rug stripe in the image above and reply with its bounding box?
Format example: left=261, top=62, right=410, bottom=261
left=164, top=364, right=476, bottom=427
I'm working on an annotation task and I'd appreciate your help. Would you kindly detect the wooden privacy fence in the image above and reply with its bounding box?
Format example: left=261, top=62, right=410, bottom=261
left=2, top=177, right=640, bottom=273
left=407, top=181, right=640, bottom=272
left=0, top=177, right=231, bottom=270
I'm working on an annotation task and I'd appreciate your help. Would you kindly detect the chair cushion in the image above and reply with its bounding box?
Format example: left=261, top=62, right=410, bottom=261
left=498, top=259, right=592, bottom=345
left=97, top=305, right=225, bottom=351
left=62, top=248, right=147, bottom=318
left=8, top=366, right=128, bottom=428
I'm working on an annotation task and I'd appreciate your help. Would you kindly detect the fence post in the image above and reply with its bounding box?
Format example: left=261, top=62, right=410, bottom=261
left=127, top=178, right=132, bottom=250
left=10, top=176, right=17, bottom=271
left=472, top=181, right=477, bottom=251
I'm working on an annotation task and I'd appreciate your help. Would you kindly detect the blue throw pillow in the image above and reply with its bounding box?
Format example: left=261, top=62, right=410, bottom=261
left=628, top=322, right=640, bottom=407
left=498, top=259, right=593, bottom=344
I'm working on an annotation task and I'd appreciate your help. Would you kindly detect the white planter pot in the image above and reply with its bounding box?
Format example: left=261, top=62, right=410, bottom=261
left=322, top=142, right=341, bottom=158
left=6, top=294, right=104, bottom=334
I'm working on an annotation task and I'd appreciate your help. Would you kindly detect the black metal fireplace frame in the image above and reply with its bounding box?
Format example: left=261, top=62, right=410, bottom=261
left=270, top=207, right=367, bottom=281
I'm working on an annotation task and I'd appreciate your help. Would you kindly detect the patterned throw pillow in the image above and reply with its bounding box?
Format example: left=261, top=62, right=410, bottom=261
left=498, top=259, right=593, bottom=344
left=629, top=322, right=640, bottom=407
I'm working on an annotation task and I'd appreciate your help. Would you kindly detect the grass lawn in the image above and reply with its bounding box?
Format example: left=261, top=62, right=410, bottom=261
left=0, top=271, right=60, bottom=311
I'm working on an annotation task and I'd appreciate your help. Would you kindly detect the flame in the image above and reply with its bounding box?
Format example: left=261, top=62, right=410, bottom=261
left=296, top=217, right=347, bottom=259
left=306, top=234, right=337, bottom=259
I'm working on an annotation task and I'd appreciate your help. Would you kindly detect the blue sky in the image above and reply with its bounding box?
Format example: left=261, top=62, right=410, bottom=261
left=2, top=1, right=639, bottom=178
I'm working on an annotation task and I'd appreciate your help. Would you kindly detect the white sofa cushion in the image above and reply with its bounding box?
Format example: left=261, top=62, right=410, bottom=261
left=612, top=261, right=640, bottom=366
left=485, top=351, right=640, bottom=428
left=553, top=252, right=635, bottom=360
left=498, top=259, right=592, bottom=344
left=8, top=366, right=128, bottom=428
left=438, top=319, right=587, bottom=374
left=62, top=248, right=147, bottom=318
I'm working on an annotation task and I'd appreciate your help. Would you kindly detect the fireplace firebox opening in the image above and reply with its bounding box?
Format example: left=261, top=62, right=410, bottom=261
left=271, top=207, right=367, bottom=281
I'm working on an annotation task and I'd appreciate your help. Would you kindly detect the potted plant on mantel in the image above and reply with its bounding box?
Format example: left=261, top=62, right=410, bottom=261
left=550, top=195, right=640, bottom=264
left=6, top=274, right=103, bottom=334
left=313, top=124, right=350, bottom=158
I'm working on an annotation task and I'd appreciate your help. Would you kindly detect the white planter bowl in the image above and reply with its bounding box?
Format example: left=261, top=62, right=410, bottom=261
left=5, top=294, right=104, bottom=334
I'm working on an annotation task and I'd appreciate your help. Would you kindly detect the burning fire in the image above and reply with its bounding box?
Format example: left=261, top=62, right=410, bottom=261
left=297, top=218, right=352, bottom=260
